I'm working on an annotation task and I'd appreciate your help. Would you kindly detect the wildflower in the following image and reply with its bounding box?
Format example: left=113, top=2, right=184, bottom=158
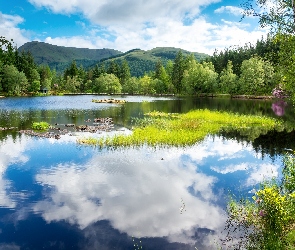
left=259, top=210, right=266, bottom=217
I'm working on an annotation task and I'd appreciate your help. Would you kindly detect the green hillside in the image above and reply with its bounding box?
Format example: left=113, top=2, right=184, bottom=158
left=18, top=42, right=209, bottom=76
left=99, top=47, right=209, bottom=77
left=18, top=41, right=122, bottom=72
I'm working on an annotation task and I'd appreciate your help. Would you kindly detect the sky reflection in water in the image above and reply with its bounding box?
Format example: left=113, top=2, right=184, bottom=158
left=0, top=133, right=282, bottom=249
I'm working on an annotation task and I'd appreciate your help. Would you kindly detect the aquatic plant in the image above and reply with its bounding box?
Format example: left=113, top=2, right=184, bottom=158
left=77, top=109, right=280, bottom=147
left=224, top=153, right=295, bottom=249
left=31, top=121, right=50, bottom=131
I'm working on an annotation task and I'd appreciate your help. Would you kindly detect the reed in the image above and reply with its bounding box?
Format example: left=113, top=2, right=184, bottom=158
left=77, top=109, right=280, bottom=147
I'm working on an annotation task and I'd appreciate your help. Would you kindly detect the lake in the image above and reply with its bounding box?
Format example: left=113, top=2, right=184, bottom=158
left=0, top=95, right=294, bottom=250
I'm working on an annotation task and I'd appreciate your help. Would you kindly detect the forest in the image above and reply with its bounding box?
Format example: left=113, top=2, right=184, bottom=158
left=1, top=0, right=295, bottom=102
left=0, top=35, right=285, bottom=98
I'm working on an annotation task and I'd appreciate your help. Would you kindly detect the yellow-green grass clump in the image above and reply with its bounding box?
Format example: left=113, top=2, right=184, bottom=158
left=77, top=109, right=281, bottom=147
left=31, top=121, right=50, bottom=131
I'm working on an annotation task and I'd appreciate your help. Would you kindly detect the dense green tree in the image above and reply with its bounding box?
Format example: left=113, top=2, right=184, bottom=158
left=219, top=61, right=238, bottom=94
left=182, top=61, right=218, bottom=94
left=122, top=77, right=139, bottom=94
left=2, top=65, right=28, bottom=95
left=39, top=65, right=52, bottom=90
left=92, top=73, right=121, bottom=94
left=107, top=60, right=120, bottom=78
left=172, top=51, right=185, bottom=93
left=0, top=37, right=16, bottom=66
left=27, top=68, right=41, bottom=93
left=119, top=59, right=131, bottom=85
left=139, top=75, right=155, bottom=94
left=239, top=56, right=275, bottom=95
left=241, top=0, right=295, bottom=99
left=64, top=60, right=79, bottom=79
left=64, top=76, right=80, bottom=93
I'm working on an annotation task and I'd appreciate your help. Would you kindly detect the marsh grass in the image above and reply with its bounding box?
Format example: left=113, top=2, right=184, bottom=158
left=31, top=121, right=50, bottom=131
left=77, top=109, right=280, bottom=148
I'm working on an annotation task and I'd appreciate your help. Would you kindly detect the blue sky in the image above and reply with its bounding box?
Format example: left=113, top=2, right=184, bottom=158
left=0, top=0, right=267, bottom=55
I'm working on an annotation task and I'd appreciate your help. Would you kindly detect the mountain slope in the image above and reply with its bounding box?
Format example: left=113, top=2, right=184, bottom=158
left=18, top=41, right=122, bottom=71
left=18, top=42, right=210, bottom=76
left=99, top=47, right=209, bottom=77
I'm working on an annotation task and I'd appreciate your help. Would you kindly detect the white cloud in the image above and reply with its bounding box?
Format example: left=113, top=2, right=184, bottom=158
left=28, top=0, right=221, bottom=26
left=0, top=135, right=31, bottom=208
left=33, top=147, right=225, bottom=245
left=214, top=6, right=243, bottom=16
left=41, top=16, right=267, bottom=55
left=0, top=12, right=29, bottom=47
left=0, top=0, right=268, bottom=55
left=27, top=0, right=267, bottom=54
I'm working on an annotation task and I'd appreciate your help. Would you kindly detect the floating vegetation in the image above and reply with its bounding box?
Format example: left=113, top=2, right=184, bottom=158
left=31, top=121, right=50, bottom=131
left=77, top=109, right=281, bottom=148
left=92, top=98, right=127, bottom=104
left=0, top=127, right=17, bottom=131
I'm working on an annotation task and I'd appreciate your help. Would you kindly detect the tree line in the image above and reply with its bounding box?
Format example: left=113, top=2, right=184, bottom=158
left=0, top=34, right=285, bottom=97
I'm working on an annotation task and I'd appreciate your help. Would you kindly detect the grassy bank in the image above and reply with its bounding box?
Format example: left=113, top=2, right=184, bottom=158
left=225, top=153, right=295, bottom=249
left=77, top=109, right=281, bottom=147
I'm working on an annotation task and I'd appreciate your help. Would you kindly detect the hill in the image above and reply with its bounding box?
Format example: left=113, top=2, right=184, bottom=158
left=18, top=42, right=209, bottom=76
left=99, top=47, right=209, bottom=76
left=18, top=41, right=122, bottom=72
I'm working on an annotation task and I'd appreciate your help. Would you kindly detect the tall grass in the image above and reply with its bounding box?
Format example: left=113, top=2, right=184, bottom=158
left=77, top=109, right=280, bottom=147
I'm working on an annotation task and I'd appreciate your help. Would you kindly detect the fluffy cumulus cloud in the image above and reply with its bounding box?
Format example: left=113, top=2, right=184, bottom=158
left=28, top=0, right=219, bottom=25
left=0, top=12, right=29, bottom=47
left=23, top=0, right=268, bottom=54
left=33, top=146, right=226, bottom=246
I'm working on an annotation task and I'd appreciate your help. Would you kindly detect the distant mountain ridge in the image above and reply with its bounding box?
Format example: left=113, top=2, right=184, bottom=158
left=18, top=41, right=209, bottom=76
left=100, top=47, right=209, bottom=76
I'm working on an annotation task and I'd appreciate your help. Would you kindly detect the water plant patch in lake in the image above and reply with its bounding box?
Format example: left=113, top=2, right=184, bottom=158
left=77, top=109, right=281, bottom=147
left=31, top=121, right=50, bottom=130
left=92, top=98, right=127, bottom=104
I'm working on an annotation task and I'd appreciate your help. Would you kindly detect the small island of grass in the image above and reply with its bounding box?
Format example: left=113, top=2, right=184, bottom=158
left=92, top=99, right=127, bottom=104
left=77, top=109, right=282, bottom=147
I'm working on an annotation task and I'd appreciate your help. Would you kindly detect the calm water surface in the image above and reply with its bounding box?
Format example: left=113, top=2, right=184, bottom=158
left=0, top=95, right=294, bottom=250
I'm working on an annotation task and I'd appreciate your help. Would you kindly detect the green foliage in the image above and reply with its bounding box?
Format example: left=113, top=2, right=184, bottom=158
left=92, top=73, right=121, bottom=94
left=182, top=60, right=218, bottom=94
left=241, top=0, right=295, bottom=34
left=138, top=75, right=155, bottom=95
left=219, top=60, right=238, bottom=94
left=122, top=77, right=139, bottom=94
left=226, top=153, right=295, bottom=249
left=2, top=65, right=28, bottom=95
left=239, top=56, right=275, bottom=95
left=207, top=36, right=279, bottom=75
left=31, top=121, right=50, bottom=130
left=77, top=109, right=279, bottom=148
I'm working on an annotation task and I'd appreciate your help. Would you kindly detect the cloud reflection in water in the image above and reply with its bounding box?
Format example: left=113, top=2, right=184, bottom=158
left=33, top=146, right=225, bottom=245
left=0, top=134, right=282, bottom=248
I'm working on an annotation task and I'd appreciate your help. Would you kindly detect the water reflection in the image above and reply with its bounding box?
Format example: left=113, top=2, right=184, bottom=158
left=272, top=100, right=288, bottom=116
left=0, top=134, right=282, bottom=249
left=33, top=146, right=226, bottom=246
left=0, top=135, right=32, bottom=208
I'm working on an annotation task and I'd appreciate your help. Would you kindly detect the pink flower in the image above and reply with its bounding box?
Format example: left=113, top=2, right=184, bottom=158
left=259, top=210, right=266, bottom=217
